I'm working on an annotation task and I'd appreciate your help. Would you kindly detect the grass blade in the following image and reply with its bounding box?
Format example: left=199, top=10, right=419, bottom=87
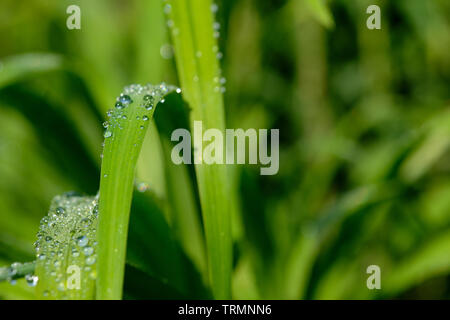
left=96, top=84, right=177, bottom=299
left=166, top=0, right=232, bottom=298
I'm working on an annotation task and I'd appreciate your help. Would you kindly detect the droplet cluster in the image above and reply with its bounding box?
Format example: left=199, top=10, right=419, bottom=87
left=34, top=192, right=99, bottom=299
left=102, top=83, right=179, bottom=144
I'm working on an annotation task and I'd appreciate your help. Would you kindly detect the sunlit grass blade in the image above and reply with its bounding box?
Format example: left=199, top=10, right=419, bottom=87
left=166, top=0, right=232, bottom=298
left=96, top=84, right=178, bottom=300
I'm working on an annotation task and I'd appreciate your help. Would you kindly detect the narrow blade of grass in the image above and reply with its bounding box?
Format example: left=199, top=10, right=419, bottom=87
left=96, top=84, right=178, bottom=299
left=166, top=0, right=232, bottom=298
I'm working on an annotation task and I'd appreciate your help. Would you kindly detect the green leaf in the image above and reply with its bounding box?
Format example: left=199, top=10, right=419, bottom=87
left=167, top=0, right=233, bottom=299
left=96, top=84, right=178, bottom=299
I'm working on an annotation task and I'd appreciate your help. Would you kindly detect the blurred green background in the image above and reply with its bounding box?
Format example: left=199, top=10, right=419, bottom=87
left=0, top=0, right=449, bottom=299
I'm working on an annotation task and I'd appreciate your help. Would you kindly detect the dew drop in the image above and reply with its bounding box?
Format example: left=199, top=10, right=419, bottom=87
left=164, top=3, right=172, bottom=14
left=144, top=94, right=153, bottom=101
left=86, top=256, right=96, bottom=265
left=8, top=266, right=17, bottom=277
left=77, top=235, right=89, bottom=247
left=83, top=246, right=94, bottom=256
left=57, top=282, right=65, bottom=292
left=160, top=44, right=174, bottom=59
left=137, top=182, right=149, bottom=192
left=119, top=95, right=133, bottom=105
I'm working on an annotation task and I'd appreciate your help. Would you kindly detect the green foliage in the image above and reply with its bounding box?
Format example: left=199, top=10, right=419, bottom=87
left=165, top=0, right=233, bottom=299
left=96, top=84, right=177, bottom=299
left=0, top=0, right=449, bottom=300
